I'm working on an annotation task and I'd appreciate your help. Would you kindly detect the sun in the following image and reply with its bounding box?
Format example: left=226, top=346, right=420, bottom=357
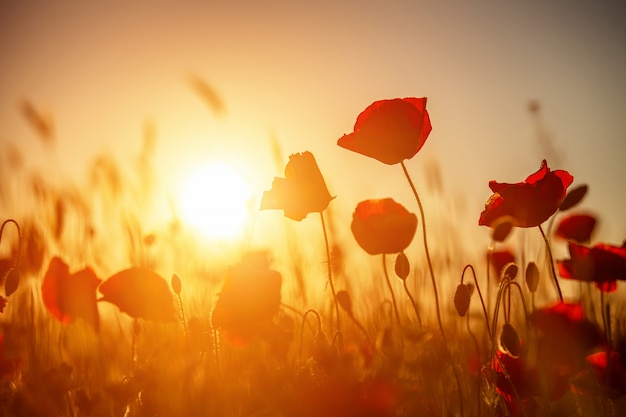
left=178, top=161, right=252, bottom=240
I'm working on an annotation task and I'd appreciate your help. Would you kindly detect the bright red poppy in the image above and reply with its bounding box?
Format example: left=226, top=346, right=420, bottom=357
left=558, top=241, right=626, bottom=292
left=337, top=97, right=432, bottom=165
left=211, top=252, right=282, bottom=346
left=351, top=198, right=417, bottom=255
left=554, top=213, right=597, bottom=243
left=479, top=160, right=573, bottom=228
left=41, top=257, right=102, bottom=330
left=260, top=151, right=335, bottom=221
left=99, top=267, right=176, bottom=322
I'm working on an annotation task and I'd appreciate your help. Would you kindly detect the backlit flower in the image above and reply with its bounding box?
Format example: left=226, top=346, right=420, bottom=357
left=558, top=241, right=626, bottom=292
left=479, top=160, right=573, bottom=228
left=42, top=257, right=102, bottom=330
left=554, top=213, right=597, bottom=243
left=530, top=301, right=604, bottom=372
left=99, top=267, right=176, bottom=322
left=212, top=252, right=282, bottom=346
left=260, top=151, right=334, bottom=221
left=338, top=97, right=432, bottom=165
left=351, top=198, right=417, bottom=255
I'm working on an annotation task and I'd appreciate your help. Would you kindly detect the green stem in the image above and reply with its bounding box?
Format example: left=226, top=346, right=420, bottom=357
left=320, top=212, right=341, bottom=336
left=538, top=224, right=563, bottom=302
left=382, top=254, right=401, bottom=326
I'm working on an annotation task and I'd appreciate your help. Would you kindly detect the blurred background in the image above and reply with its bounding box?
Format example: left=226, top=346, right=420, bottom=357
left=1, top=0, right=625, bottom=260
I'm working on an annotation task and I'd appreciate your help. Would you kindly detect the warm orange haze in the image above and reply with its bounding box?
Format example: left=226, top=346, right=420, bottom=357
left=1, top=1, right=626, bottom=416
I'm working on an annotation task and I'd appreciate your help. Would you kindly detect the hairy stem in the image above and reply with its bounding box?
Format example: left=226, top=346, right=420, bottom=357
left=382, top=254, right=401, bottom=326
left=320, top=211, right=341, bottom=335
left=538, top=224, right=563, bottom=302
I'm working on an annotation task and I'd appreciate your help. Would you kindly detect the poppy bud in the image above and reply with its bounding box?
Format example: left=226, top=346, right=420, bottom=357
left=4, top=268, right=20, bottom=297
left=336, top=290, right=353, bottom=316
left=500, top=323, right=521, bottom=357
left=492, top=219, right=513, bottom=242
left=559, top=184, right=588, bottom=211
left=171, top=274, right=182, bottom=295
left=501, top=262, right=518, bottom=281
left=525, top=262, right=540, bottom=293
left=394, top=252, right=410, bottom=280
left=454, top=284, right=471, bottom=317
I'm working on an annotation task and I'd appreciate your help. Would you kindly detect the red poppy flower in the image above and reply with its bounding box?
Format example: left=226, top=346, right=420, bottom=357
left=554, top=213, right=597, bottom=243
left=41, top=257, right=102, bottom=330
left=479, top=160, right=573, bottom=228
left=490, top=249, right=516, bottom=281
left=558, top=241, right=626, bottom=292
left=351, top=198, right=417, bottom=255
left=212, top=252, right=282, bottom=346
left=337, top=97, right=432, bottom=165
left=260, top=151, right=335, bottom=221
left=530, top=302, right=604, bottom=372
left=578, top=350, right=626, bottom=398
left=99, top=267, right=176, bottom=322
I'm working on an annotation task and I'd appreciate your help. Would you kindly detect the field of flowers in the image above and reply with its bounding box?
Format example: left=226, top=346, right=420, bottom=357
left=1, top=96, right=625, bottom=417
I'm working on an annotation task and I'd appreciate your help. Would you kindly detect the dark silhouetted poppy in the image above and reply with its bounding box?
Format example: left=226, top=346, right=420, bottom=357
left=554, top=213, right=597, bottom=243
left=0, top=297, right=6, bottom=314
left=260, top=151, right=334, bottom=221
left=338, top=97, right=432, bottom=165
left=351, top=199, right=417, bottom=255
left=577, top=350, right=626, bottom=398
left=558, top=241, right=626, bottom=292
left=212, top=252, right=282, bottom=346
left=99, top=267, right=176, bottom=322
left=42, top=257, right=101, bottom=330
left=530, top=302, right=604, bottom=373
left=479, top=160, right=573, bottom=228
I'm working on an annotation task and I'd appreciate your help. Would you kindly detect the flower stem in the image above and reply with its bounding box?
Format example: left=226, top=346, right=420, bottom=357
left=401, top=162, right=463, bottom=417
left=462, top=264, right=491, bottom=340
left=400, top=161, right=445, bottom=338
left=402, top=279, right=422, bottom=327
left=538, top=224, right=563, bottom=302
left=320, top=211, right=341, bottom=336
left=382, top=254, right=401, bottom=326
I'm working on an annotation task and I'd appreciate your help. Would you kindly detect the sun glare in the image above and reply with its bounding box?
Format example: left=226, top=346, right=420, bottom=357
left=179, top=162, right=252, bottom=240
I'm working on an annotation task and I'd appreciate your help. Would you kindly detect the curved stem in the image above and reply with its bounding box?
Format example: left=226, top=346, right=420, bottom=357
left=462, top=264, right=491, bottom=340
left=299, top=309, right=322, bottom=363
left=538, top=224, right=563, bottom=302
left=401, top=162, right=462, bottom=417
left=0, top=219, right=22, bottom=266
left=320, top=212, right=341, bottom=336
left=402, top=279, right=422, bottom=327
left=400, top=161, right=445, bottom=338
left=382, top=254, right=401, bottom=326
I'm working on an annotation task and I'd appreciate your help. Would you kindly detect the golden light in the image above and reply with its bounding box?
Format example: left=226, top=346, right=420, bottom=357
left=178, top=161, right=252, bottom=240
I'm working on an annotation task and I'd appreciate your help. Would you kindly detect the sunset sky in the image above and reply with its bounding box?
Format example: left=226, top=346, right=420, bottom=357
left=1, top=0, right=625, bottom=252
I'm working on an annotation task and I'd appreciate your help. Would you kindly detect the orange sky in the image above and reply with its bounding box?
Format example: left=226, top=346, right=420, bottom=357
left=1, top=1, right=625, bottom=254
